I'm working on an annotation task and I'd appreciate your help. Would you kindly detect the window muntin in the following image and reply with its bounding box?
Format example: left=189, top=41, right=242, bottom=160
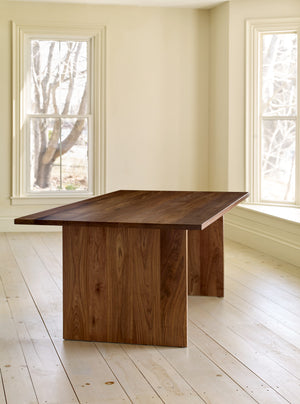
left=26, top=38, right=91, bottom=193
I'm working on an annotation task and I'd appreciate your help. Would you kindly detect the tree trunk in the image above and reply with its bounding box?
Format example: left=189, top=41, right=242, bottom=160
left=34, top=154, right=55, bottom=189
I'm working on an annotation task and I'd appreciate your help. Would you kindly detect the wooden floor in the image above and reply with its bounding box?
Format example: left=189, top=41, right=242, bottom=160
left=0, top=233, right=299, bottom=404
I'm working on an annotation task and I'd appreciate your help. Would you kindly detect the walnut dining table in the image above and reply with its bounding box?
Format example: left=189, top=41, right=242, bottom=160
left=15, top=190, right=248, bottom=347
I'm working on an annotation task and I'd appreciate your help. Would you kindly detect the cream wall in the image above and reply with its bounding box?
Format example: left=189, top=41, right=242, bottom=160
left=208, top=2, right=229, bottom=190
left=0, top=1, right=209, bottom=230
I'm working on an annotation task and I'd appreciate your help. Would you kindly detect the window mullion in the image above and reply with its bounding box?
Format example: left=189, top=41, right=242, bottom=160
left=262, top=116, right=297, bottom=120
left=27, top=114, right=89, bottom=119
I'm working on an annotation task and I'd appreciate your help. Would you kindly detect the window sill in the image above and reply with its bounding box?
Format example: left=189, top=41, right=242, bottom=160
left=11, top=194, right=94, bottom=206
left=240, top=203, right=300, bottom=225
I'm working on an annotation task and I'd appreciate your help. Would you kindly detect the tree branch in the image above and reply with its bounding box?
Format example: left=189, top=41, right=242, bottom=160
left=53, top=87, right=87, bottom=160
left=32, top=41, right=42, bottom=113
left=41, top=119, right=61, bottom=165
left=62, top=42, right=82, bottom=115
left=41, top=41, right=56, bottom=113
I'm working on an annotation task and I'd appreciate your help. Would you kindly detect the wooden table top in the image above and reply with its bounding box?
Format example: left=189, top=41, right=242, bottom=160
left=15, top=190, right=249, bottom=230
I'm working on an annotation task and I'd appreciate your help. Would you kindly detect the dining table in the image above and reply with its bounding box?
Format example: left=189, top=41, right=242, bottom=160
left=15, top=190, right=249, bottom=347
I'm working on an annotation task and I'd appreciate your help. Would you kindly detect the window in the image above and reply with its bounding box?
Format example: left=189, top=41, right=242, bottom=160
left=12, top=23, right=106, bottom=204
left=29, top=39, right=90, bottom=193
left=246, top=19, right=300, bottom=207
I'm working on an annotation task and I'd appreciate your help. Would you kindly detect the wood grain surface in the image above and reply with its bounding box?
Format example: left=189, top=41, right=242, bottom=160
left=160, top=229, right=188, bottom=346
left=15, top=190, right=249, bottom=230
left=63, top=225, right=187, bottom=347
left=188, top=217, right=224, bottom=297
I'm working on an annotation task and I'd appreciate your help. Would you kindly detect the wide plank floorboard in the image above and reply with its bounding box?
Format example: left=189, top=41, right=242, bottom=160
left=0, top=369, right=6, bottom=404
left=96, top=343, right=163, bottom=403
left=0, top=232, right=299, bottom=403
left=6, top=233, right=130, bottom=404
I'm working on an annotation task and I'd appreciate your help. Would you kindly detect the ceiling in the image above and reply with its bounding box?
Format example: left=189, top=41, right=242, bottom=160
left=13, top=0, right=228, bottom=9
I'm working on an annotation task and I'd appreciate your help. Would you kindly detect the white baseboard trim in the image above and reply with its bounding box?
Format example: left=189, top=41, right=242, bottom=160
left=0, top=217, right=61, bottom=232
left=225, top=207, right=300, bottom=267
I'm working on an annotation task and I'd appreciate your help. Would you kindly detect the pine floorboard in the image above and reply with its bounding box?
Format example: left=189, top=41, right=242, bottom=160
left=0, top=232, right=299, bottom=403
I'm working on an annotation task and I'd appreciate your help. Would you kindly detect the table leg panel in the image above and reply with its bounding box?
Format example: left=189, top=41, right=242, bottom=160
left=188, top=217, right=224, bottom=297
left=105, top=227, right=161, bottom=345
left=160, top=229, right=188, bottom=347
left=63, top=225, right=187, bottom=347
left=63, top=225, right=108, bottom=341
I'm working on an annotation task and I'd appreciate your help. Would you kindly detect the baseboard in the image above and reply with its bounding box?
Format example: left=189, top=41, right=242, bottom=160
left=0, top=217, right=61, bottom=232
left=224, top=207, right=300, bottom=267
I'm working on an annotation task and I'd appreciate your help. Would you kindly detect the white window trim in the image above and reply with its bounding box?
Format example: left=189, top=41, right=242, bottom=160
left=11, top=21, right=106, bottom=205
left=246, top=18, right=300, bottom=208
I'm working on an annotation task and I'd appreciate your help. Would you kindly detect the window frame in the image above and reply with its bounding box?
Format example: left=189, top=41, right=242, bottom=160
left=11, top=22, right=106, bottom=205
left=246, top=18, right=300, bottom=208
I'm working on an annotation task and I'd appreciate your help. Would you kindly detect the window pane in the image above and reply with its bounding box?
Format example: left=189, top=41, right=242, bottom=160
left=261, top=33, right=297, bottom=116
left=261, top=119, right=295, bottom=202
left=30, top=118, right=61, bottom=191
left=30, top=40, right=88, bottom=115
left=57, top=41, right=88, bottom=115
left=30, top=41, right=59, bottom=114
left=30, top=118, right=89, bottom=192
left=61, top=118, right=88, bottom=191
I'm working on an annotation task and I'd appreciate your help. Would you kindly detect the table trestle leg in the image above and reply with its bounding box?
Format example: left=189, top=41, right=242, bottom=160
left=63, top=225, right=188, bottom=347
left=188, top=217, right=224, bottom=297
